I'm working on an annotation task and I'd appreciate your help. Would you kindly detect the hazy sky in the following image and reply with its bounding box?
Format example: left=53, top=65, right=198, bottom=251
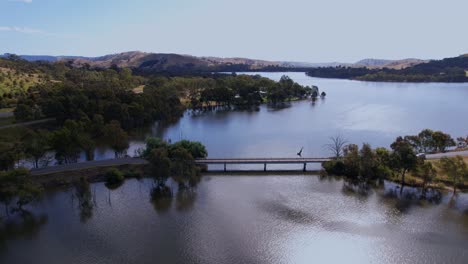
left=0, top=0, right=467, bottom=62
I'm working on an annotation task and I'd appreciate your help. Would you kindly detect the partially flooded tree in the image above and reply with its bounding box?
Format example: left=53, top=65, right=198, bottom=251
left=439, top=156, right=468, bottom=195
left=413, top=162, right=437, bottom=196
left=325, top=135, right=348, bottom=159
left=390, top=137, right=419, bottom=191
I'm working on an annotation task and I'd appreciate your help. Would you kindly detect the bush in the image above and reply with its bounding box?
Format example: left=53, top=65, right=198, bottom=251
left=105, top=168, right=125, bottom=186
left=323, top=160, right=346, bottom=175
left=124, top=170, right=142, bottom=179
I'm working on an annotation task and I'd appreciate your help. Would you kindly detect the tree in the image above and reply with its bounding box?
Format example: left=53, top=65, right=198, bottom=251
left=342, top=144, right=360, bottom=178
left=23, top=129, right=51, bottom=168
left=390, top=137, right=419, bottom=190
left=374, top=147, right=393, bottom=179
left=78, top=132, right=95, bottom=161
left=103, top=120, right=129, bottom=158
left=325, top=135, right=348, bottom=159
left=439, top=156, right=468, bottom=195
left=170, top=147, right=197, bottom=180
left=50, top=122, right=82, bottom=164
left=0, top=169, right=43, bottom=214
left=359, top=143, right=377, bottom=180
left=170, top=140, right=207, bottom=159
left=432, top=131, right=455, bottom=153
left=141, top=137, right=169, bottom=158
left=148, top=147, right=171, bottom=182
left=14, top=104, right=34, bottom=121
left=413, top=162, right=437, bottom=195
left=418, top=129, right=434, bottom=153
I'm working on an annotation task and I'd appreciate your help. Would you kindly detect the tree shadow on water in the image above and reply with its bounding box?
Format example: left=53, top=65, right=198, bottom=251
left=0, top=210, right=48, bottom=252
left=73, top=178, right=95, bottom=223
left=150, top=183, right=173, bottom=214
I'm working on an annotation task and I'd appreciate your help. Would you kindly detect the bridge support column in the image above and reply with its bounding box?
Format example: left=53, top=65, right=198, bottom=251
left=264, top=163, right=267, bottom=172
left=303, top=163, right=307, bottom=172
left=224, top=163, right=226, bottom=172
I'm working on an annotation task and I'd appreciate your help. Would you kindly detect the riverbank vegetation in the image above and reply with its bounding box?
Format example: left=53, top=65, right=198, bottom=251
left=306, top=55, right=468, bottom=82
left=0, top=55, right=318, bottom=171
left=323, top=130, right=468, bottom=196
left=0, top=169, right=43, bottom=217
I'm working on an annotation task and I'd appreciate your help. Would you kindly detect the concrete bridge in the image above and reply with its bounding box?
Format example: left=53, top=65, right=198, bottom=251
left=195, top=157, right=331, bottom=172
left=30, top=157, right=332, bottom=175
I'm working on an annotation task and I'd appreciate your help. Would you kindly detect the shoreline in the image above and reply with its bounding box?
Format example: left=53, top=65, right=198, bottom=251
left=30, top=163, right=467, bottom=193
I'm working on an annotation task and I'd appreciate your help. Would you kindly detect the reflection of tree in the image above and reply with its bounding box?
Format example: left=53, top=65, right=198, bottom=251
left=0, top=211, right=48, bottom=251
left=150, top=176, right=200, bottom=213
left=341, top=180, right=372, bottom=199
left=150, top=181, right=173, bottom=213
left=379, top=185, right=442, bottom=215
left=74, top=178, right=94, bottom=223
left=175, top=186, right=197, bottom=211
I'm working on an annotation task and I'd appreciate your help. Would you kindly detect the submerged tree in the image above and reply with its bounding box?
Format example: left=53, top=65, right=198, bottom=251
left=413, top=162, right=437, bottom=196
left=103, top=120, right=129, bottom=158
left=325, top=135, right=348, bottom=159
left=439, top=156, right=468, bottom=195
left=390, top=137, right=419, bottom=191
left=0, top=169, right=43, bottom=215
left=74, top=177, right=94, bottom=222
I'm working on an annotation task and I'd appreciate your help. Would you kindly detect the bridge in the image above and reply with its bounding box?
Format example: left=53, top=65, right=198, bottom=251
left=30, top=157, right=332, bottom=175
left=195, top=157, right=332, bottom=172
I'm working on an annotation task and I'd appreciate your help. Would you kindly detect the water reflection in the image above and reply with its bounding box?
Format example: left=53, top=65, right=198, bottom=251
left=150, top=176, right=200, bottom=213
left=1, top=176, right=467, bottom=264
left=0, top=212, right=48, bottom=252
left=72, top=178, right=95, bottom=223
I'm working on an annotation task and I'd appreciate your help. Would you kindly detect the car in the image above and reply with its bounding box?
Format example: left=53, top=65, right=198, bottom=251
left=416, top=153, right=426, bottom=160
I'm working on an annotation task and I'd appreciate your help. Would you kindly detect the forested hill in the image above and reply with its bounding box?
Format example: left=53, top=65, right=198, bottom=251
left=306, top=55, right=468, bottom=82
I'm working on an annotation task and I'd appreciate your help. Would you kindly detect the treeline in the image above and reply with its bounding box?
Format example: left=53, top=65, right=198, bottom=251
left=306, top=56, right=468, bottom=82
left=323, top=129, right=467, bottom=195
left=1, top=56, right=319, bottom=171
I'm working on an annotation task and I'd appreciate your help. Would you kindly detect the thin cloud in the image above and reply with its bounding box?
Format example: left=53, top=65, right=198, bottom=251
left=8, top=0, right=33, bottom=3
left=0, top=26, right=43, bottom=34
left=0, top=26, right=77, bottom=38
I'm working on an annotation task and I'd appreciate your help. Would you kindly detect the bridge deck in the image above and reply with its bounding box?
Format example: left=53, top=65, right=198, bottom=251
left=195, top=158, right=331, bottom=164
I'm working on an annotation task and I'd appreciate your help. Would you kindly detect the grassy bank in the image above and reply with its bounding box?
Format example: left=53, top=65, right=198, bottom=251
left=386, top=156, right=468, bottom=191
left=31, top=164, right=147, bottom=188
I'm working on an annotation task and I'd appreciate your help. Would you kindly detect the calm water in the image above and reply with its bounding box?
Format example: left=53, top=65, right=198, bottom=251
left=5, top=74, right=468, bottom=263
left=92, top=72, right=468, bottom=162
left=1, top=176, right=467, bottom=264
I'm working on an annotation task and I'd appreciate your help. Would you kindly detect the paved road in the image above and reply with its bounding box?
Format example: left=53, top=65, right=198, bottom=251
left=0, top=118, right=55, bottom=130
left=427, top=150, right=468, bottom=160
left=31, top=157, right=148, bottom=176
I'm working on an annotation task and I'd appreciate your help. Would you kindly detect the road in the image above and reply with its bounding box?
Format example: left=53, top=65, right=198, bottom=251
left=0, top=118, right=56, bottom=130
left=30, top=157, right=148, bottom=176
left=426, top=150, right=468, bottom=160
left=27, top=151, right=467, bottom=176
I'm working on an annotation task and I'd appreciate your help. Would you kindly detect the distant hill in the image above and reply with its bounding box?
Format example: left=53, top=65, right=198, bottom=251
left=2, top=52, right=431, bottom=73
left=306, top=54, right=468, bottom=82
left=354, top=58, right=427, bottom=69
left=0, top=53, right=90, bottom=62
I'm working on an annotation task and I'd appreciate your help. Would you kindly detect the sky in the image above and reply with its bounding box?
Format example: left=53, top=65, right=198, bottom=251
left=0, top=0, right=467, bottom=63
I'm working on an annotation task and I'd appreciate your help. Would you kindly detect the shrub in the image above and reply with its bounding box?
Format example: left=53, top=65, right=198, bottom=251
left=105, top=168, right=125, bottom=186
left=323, top=160, right=346, bottom=175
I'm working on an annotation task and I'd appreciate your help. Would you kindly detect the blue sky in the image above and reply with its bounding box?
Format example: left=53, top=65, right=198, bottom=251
left=1, top=0, right=467, bottom=62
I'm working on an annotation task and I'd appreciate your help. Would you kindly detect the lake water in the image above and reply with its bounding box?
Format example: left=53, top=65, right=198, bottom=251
left=1, top=176, right=467, bottom=264
left=4, top=74, right=468, bottom=263
left=95, top=72, right=468, bottom=162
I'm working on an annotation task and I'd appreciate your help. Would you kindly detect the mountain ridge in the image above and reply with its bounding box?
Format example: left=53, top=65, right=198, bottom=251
left=2, top=51, right=429, bottom=70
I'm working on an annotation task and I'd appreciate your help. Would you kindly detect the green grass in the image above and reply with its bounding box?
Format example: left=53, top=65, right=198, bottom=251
left=0, top=107, right=14, bottom=113
left=0, top=116, right=15, bottom=126
left=0, top=67, right=46, bottom=96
